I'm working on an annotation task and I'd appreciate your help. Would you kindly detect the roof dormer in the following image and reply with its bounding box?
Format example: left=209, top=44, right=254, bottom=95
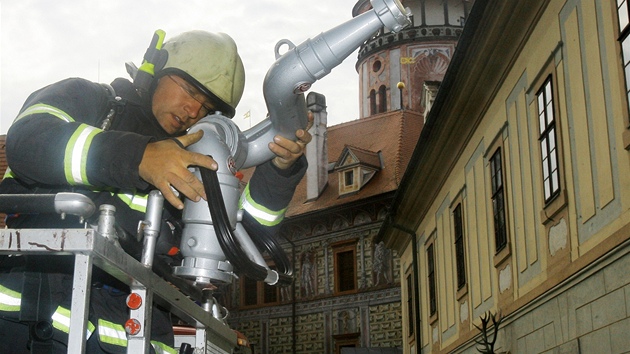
left=333, top=145, right=382, bottom=196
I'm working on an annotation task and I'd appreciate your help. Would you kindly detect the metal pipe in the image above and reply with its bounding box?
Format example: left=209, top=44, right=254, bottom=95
left=140, top=190, right=164, bottom=267
left=96, top=204, right=117, bottom=241
left=392, top=223, right=422, bottom=352
left=241, top=0, right=411, bottom=168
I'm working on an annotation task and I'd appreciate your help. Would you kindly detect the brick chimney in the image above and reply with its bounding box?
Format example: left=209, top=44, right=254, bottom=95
left=305, top=92, right=328, bottom=201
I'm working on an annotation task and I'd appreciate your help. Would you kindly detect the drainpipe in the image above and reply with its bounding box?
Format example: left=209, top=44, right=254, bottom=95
left=292, top=242, right=297, bottom=354
left=391, top=223, right=422, bottom=352
left=284, top=238, right=297, bottom=353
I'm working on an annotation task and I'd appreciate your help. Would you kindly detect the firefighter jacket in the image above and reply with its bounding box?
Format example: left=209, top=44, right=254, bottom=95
left=0, top=77, right=307, bottom=353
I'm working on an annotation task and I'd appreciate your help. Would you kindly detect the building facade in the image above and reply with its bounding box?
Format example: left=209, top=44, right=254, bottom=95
left=379, top=0, right=630, bottom=353
left=225, top=94, right=419, bottom=354
left=225, top=1, right=472, bottom=353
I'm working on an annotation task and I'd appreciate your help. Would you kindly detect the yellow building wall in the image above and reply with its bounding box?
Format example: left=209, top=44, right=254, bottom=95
left=406, top=0, right=630, bottom=352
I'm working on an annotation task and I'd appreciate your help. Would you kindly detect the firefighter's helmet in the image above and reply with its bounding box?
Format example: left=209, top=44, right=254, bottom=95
left=159, top=31, right=245, bottom=118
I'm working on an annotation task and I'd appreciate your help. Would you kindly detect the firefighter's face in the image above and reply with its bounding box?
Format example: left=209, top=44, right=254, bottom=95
left=152, top=75, right=215, bottom=135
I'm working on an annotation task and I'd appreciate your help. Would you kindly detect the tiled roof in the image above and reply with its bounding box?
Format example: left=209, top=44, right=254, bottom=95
left=286, top=110, right=423, bottom=217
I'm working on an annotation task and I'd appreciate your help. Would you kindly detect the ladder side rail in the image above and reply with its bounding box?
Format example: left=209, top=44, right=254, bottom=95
left=67, top=253, right=93, bottom=354
left=0, top=228, right=238, bottom=352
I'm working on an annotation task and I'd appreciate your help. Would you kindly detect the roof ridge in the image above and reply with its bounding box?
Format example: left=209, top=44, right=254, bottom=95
left=344, top=145, right=379, bottom=154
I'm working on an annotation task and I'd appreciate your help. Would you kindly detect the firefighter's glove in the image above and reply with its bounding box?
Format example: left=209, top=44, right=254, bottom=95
left=139, top=130, right=217, bottom=209
left=270, top=111, right=314, bottom=170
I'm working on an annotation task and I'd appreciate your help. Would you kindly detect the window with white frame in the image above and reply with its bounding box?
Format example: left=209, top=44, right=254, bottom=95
left=453, top=203, right=466, bottom=290
left=537, top=77, right=560, bottom=203
left=406, top=273, right=414, bottom=338
left=490, top=148, right=508, bottom=252
left=618, top=0, right=630, bottom=115
left=427, top=243, right=437, bottom=317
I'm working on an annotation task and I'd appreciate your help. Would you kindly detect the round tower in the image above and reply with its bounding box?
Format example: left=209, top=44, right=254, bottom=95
left=354, top=0, right=473, bottom=118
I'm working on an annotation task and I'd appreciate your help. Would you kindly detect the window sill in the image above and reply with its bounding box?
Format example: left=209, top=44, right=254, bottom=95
left=541, top=189, right=568, bottom=225
left=334, top=289, right=358, bottom=296
left=428, top=312, right=439, bottom=325
left=456, top=284, right=468, bottom=301
left=494, top=242, right=511, bottom=268
left=623, top=128, right=630, bottom=150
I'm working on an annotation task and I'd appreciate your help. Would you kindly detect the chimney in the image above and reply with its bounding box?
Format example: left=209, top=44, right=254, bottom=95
left=305, top=92, right=328, bottom=201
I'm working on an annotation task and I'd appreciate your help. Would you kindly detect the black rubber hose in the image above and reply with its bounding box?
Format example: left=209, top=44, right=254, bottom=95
left=0, top=194, right=58, bottom=214
left=258, top=232, right=292, bottom=276
left=242, top=214, right=293, bottom=276
left=276, top=272, right=293, bottom=287
left=198, top=165, right=268, bottom=281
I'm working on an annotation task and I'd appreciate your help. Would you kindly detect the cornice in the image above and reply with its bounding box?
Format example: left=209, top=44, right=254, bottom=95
left=357, top=25, right=463, bottom=64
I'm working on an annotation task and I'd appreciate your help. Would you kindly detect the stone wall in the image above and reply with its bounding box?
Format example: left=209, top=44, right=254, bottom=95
left=229, top=287, right=402, bottom=353
left=370, top=302, right=404, bottom=347
left=451, top=242, right=630, bottom=354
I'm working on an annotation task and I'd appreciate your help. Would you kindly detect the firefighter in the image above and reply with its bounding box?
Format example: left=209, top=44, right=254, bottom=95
left=0, top=30, right=311, bottom=353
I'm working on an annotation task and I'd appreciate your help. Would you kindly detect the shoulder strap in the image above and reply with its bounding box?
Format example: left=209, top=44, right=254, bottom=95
left=99, top=83, right=126, bottom=131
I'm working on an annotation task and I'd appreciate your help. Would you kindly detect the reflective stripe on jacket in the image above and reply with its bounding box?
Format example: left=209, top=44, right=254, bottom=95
left=116, top=191, right=149, bottom=213
left=0, top=284, right=95, bottom=339
left=0, top=283, right=21, bottom=312
left=151, top=340, right=178, bottom=354
left=1, top=284, right=175, bottom=352
left=16, top=103, right=75, bottom=123
left=64, top=123, right=102, bottom=186
left=98, top=318, right=128, bottom=346
left=239, top=183, right=287, bottom=226
left=51, top=305, right=96, bottom=338
left=97, top=319, right=177, bottom=353
left=14, top=103, right=104, bottom=187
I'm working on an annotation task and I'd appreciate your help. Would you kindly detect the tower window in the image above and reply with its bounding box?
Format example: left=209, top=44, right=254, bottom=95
left=378, top=85, right=387, bottom=113
left=370, top=89, right=377, bottom=115
left=372, top=60, right=382, bottom=72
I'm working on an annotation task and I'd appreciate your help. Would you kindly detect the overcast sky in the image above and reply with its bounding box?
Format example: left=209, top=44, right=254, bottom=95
left=0, top=0, right=363, bottom=134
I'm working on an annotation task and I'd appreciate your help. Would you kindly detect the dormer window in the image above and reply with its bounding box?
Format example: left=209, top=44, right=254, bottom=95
left=334, top=145, right=382, bottom=196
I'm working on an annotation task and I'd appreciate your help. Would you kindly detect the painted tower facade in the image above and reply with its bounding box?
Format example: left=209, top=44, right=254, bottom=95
left=355, top=0, right=471, bottom=118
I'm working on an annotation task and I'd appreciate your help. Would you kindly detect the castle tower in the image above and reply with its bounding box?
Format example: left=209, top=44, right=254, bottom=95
left=354, top=0, right=472, bottom=118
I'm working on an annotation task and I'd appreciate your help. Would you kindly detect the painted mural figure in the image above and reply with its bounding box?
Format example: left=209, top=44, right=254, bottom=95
left=301, top=248, right=316, bottom=297
left=373, top=241, right=391, bottom=286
